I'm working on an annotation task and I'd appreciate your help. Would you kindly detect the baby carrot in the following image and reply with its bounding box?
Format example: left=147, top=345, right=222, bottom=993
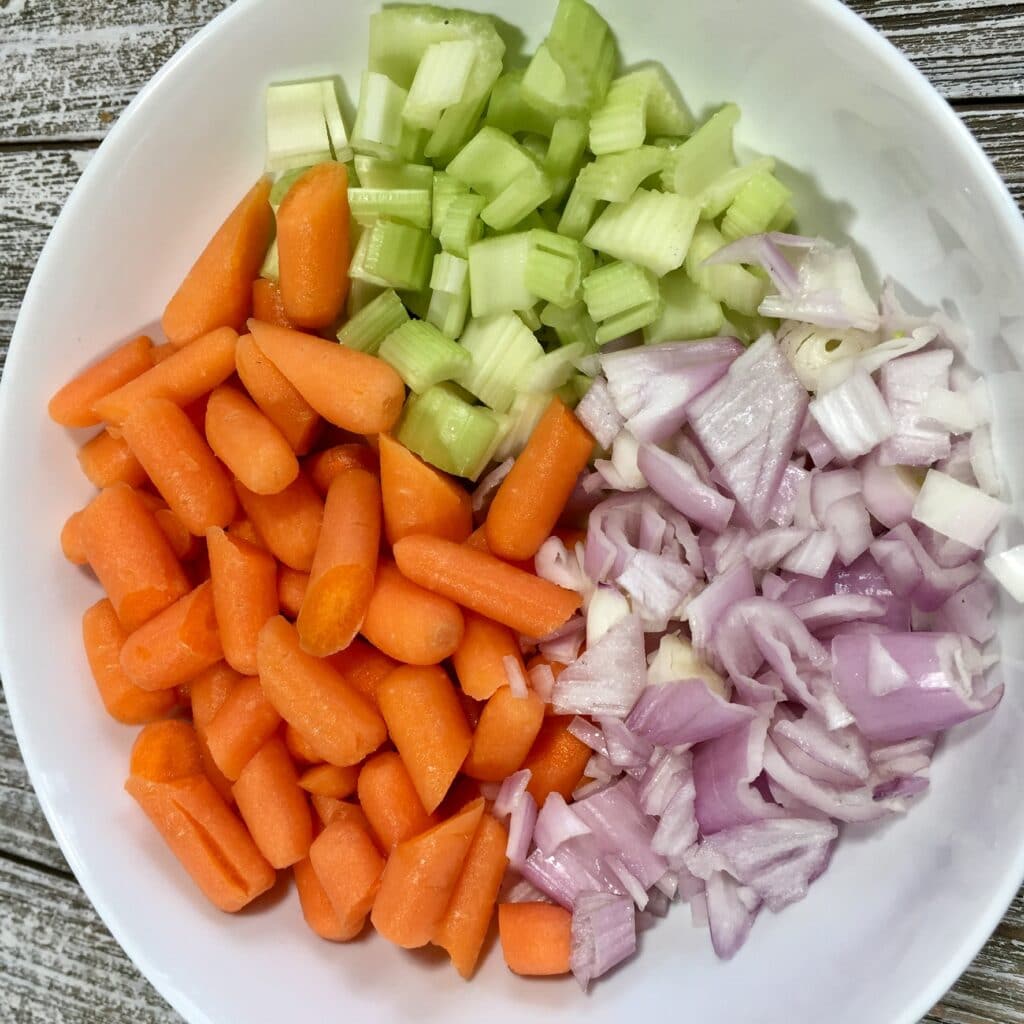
left=120, top=581, right=223, bottom=691
left=463, top=686, right=546, bottom=783
left=433, top=813, right=509, bottom=979
left=162, top=177, right=274, bottom=346
left=378, top=434, right=473, bottom=546
left=77, top=430, right=147, bottom=489
left=522, top=716, right=591, bottom=806
left=377, top=665, right=472, bottom=814
left=81, top=483, right=191, bottom=631
left=189, top=661, right=241, bottom=802
left=276, top=567, right=309, bottom=619
left=452, top=612, right=528, bottom=701
left=371, top=799, right=484, bottom=948
left=49, top=335, right=154, bottom=428
left=306, top=443, right=379, bottom=497
left=205, top=385, right=299, bottom=495
left=298, top=763, right=359, bottom=799
left=151, top=344, right=176, bottom=364
left=153, top=506, right=200, bottom=562
left=498, top=903, right=572, bottom=976
left=204, top=674, right=282, bottom=781
left=93, top=326, right=238, bottom=426
left=61, top=510, right=88, bottom=565
left=285, top=723, right=323, bottom=766
left=311, top=797, right=372, bottom=831
left=235, top=333, right=321, bottom=455
left=294, top=855, right=351, bottom=941
left=393, top=535, right=581, bottom=639
left=82, top=600, right=178, bottom=724
left=235, top=472, right=324, bottom=572
left=326, top=638, right=397, bottom=708
left=251, top=278, right=293, bottom=328
left=207, top=527, right=279, bottom=675
left=356, top=751, right=438, bottom=851
left=486, top=397, right=595, bottom=562
left=121, top=397, right=237, bottom=535
left=276, top=162, right=350, bottom=330
left=249, top=319, right=405, bottom=435
left=257, top=616, right=386, bottom=767
left=230, top=517, right=266, bottom=549
left=360, top=560, right=464, bottom=666
left=464, top=526, right=536, bottom=574
left=129, top=719, right=205, bottom=783
left=297, top=468, right=381, bottom=657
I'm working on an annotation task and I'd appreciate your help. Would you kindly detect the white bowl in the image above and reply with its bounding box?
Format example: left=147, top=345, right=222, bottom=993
left=4, top=1, right=1024, bottom=1021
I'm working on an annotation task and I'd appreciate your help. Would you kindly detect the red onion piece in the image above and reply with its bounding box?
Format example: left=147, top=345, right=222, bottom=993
left=626, top=678, right=757, bottom=747
left=570, top=892, right=637, bottom=989
left=879, top=349, right=953, bottom=466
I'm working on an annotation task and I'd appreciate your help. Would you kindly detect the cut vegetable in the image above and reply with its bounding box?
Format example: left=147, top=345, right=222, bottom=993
left=354, top=156, right=434, bottom=192
left=336, top=288, right=410, bottom=354
left=576, top=146, right=670, bottom=203
left=582, top=261, right=661, bottom=345
left=485, top=71, right=557, bottom=138
left=403, top=39, right=478, bottom=131
left=643, top=269, right=724, bottom=343
left=378, top=319, right=471, bottom=393
left=685, top=221, right=767, bottom=316
left=349, top=219, right=436, bottom=291
left=525, top=230, right=590, bottom=309
left=352, top=71, right=409, bottom=160
left=468, top=234, right=535, bottom=318
left=438, top=192, right=487, bottom=258
left=663, top=103, right=738, bottom=197
left=349, top=188, right=432, bottom=229
left=265, top=78, right=351, bottom=173
left=426, top=252, right=471, bottom=339
left=457, top=313, right=545, bottom=412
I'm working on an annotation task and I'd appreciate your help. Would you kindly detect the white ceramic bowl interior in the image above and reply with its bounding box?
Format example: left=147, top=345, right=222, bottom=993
left=3, top=1, right=1024, bottom=1022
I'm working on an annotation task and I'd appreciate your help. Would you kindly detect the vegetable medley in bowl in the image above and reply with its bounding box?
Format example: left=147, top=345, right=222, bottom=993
left=45, top=0, right=1019, bottom=992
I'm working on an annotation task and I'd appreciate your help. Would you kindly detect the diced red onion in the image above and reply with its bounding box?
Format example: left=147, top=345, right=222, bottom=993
left=570, top=892, right=637, bottom=989
left=534, top=793, right=591, bottom=855
left=494, top=769, right=532, bottom=819
left=538, top=615, right=585, bottom=664
left=638, top=748, right=690, bottom=817
left=859, top=449, right=919, bottom=528
left=626, top=679, right=757, bottom=747
left=636, top=444, right=736, bottom=533
left=871, top=523, right=980, bottom=611
left=599, top=716, right=655, bottom=770
left=912, top=469, right=1007, bottom=550
left=878, top=350, right=953, bottom=466
left=771, top=713, right=869, bottom=786
left=969, top=425, right=1002, bottom=497
left=575, top=378, right=624, bottom=449
left=528, top=662, right=556, bottom=703
left=553, top=614, right=646, bottom=717
left=746, top=527, right=810, bottom=570
left=568, top=716, right=609, bottom=756
left=779, top=530, right=838, bottom=579
left=522, top=832, right=626, bottom=908
left=686, top=558, right=756, bottom=663
left=705, top=871, right=761, bottom=960
left=471, top=458, right=514, bottom=515
left=617, top=550, right=696, bottom=628
left=503, top=654, right=529, bottom=698
left=534, top=536, right=589, bottom=595
left=507, top=791, right=538, bottom=866
left=501, top=875, right=552, bottom=904
left=651, top=774, right=698, bottom=863
left=934, top=579, right=995, bottom=644
left=791, top=594, right=885, bottom=631
left=809, top=367, right=894, bottom=460
left=797, top=413, right=839, bottom=469
left=606, top=854, right=650, bottom=910
left=823, top=494, right=874, bottom=567
left=769, top=462, right=810, bottom=526
left=985, top=544, right=1024, bottom=602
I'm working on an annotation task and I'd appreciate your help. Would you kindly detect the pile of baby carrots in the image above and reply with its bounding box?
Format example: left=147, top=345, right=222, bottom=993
left=49, top=168, right=597, bottom=980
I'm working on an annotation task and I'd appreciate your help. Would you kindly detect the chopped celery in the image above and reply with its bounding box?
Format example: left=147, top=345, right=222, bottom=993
left=431, top=250, right=469, bottom=294
left=337, top=288, right=409, bottom=353
left=698, top=155, right=775, bottom=219
left=349, top=219, right=436, bottom=291
left=576, top=146, right=670, bottom=202
left=397, top=123, right=430, bottom=163
left=259, top=238, right=279, bottom=283
left=457, top=313, right=544, bottom=412
left=321, top=79, right=352, bottom=162
left=521, top=342, right=587, bottom=392
left=269, top=165, right=309, bottom=209
left=347, top=278, right=384, bottom=317
left=378, top=319, right=470, bottom=392
left=427, top=252, right=471, bottom=338
left=582, top=260, right=659, bottom=322
left=768, top=202, right=796, bottom=233
left=354, top=156, right=434, bottom=192
left=403, top=39, right=478, bottom=130
left=352, top=71, right=408, bottom=160
left=643, top=270, right=724, bottom=343
left=508, top=210, right=551, bottom=234
left=557, top=372, right=592, bottom=407
left=485, top=71, right=557, bottom=138
left=628, top=65, right=693, bottom=136
left=544, top=117, right=589, bottom=205
left=558, top=182, right=604, bottom=240
left=663, top=103, right=739, bottom=196
left=723, top=309, right=778, bottom=344
left=265, top=79, right=350, bottom=172
left=398, top=383, right=501, bottom=480
left=519, top=134, right=550, bottom=163
left=431, top=172, right=471, bottom=237
left=721, top=170, right=792, bottom=241
left=400, top=286, right=433, bottom=320
left=439, top=193, right=486, bottom=257
left=494, top=391, right=552, bottom=460
left=481, top=169, right=552, bottom=231
left=521, top=43, right=585, bottom=119
left=467, top=234, right=535, bottom=317
left=519, top=305, right=544, bottom=332
left=349, top=188, right=432, bottom=229
left=425, top=89, right=494, bottom=167
left=541, top=300, right=598, bottom=350
left=584, top=188, right=700, bottom=277
left=525, top=230, right=590, bottom=308
left=588, top=65, right=689, bottom=156
left=685, top=222, right=767, bottom=317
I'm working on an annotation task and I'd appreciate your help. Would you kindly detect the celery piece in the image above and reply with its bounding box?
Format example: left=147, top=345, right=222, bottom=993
left=768, top=202, right=796, bottom=233
left=521, top=43, right=586, bottom=119
left=425, top=87, right=494, bottom=167
left=589, top=74, right=648, bottom=156
left=347, top=278, right=384, bottom=318
left=582, top=260, right=659, bottom=324
left=349, top=219, right=436, bottom=291
left=457, top=313, right=545, bottom=412
left=337, top=288, right=410, bottom=354
left=485, top=71, right=557, bottom=138
left=270, top=165, right=310, bottom=209
left=557, top=372, right=593, bottom=407
left=439, top=193, right=486, bottom=258
left=543, top=0, right=617, bottom=111
left=643, top=270, right=724, bottom=344
left=544, top=117, right=589, bottom=205
left=584, top=189, right=700, bottom=277
left=265, top=81, right=334, bottom=172
left=698, top=156, right=775, bottom=220
left=594, top=299, right=662, bottom=345
left=519, top=305, right=544, bottom=332
left=508, top=210, right=550, bottom=234
left=663, top=103, right=739, bottom=195
left=352, top=71, right=409, bottom=160
left=467, top=234, right=535, bottom=318
left=259, top=238, right=279, bottom=283
left=354, top=156, right=434, bottom=192
left=520, top=134, right=550, bottom=163
left=521, top=342, right=587, bottom=392
left=723, top=309, right=779, bottom=344
left=427, top=253, right=471, bottom=339
left=558, top=182, right=604, bottom=241
left=432, top=172, right=471, bottom=238
left=541, top=301, right=598, bottom=350
left=321, top=79, right=353, bottom=163
left=397, top=123, right=430, bottom=163
left=481, top=169, right=553, bottom=232
left=398, top=384, right=501, bottom=480
left=627, top=65, right=693, bottom=136
left=576, top=146, right=670, bottom=203
left=721, top=171, right=793, bottom=241
left=400, top=287, right=433, bottom=320
left=349, top=188, right=432, bottom=230
left=403, top=39, right=478, bottom=131
left=378, top=319, right=470, bottom=393
left=494, top=390, right=552, bottom=460
left=431, top=250, right=469, bottom=295
left=685, top=222, right=767, bottom=317
left=447, top=126, right=540, bottom=201
left=525, top=230, right=588, bottom=309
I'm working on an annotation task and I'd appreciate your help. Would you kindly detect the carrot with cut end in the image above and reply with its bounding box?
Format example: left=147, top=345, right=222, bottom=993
left=498, top=903, right=572, bottom=976
left=235, top=472, right=323, bottom=572
left=309, top=812, right=385, bottom=939
left=378, top=434, right=472, bottom=546
left=452, top=612, right=528, bottom=701
left=229, top=517, right=266, bottom=549
left=433, top=813, right=509, bottom=979
left=189, top=662, right=242, bottom=802
left=311, top=796, right=372, bottom=831
left=393, top=535, right=581, bottom=639
left=205, top=385, right=299, bottom=495
left=93, top=326, right=238, bottom=426
left=204, top=674, right=282, bottom=781
left=122, top=397, right=237, bottom=535
left=276, top=162, right=350, bottom=330
left=120, top=581, right=223, bottom=691
left=235, top=333, right=321, bottom=455
left=464, top=526, right=535, bottom=574
left=257, top=616, right=386, bottom=767
left=463, top=686, right=546, bottom=783
left=294, top=855, right=351, bottom=941
left=162, top=177, right=274, bottom=346
left=297, top=468, right=380, bottom=657
left=438, top=776, right=483, bottom=818
left=306, top=443, right=379, bottom=497
left=276, top=567, right=309, bottom=619
left=486, top=397, right=594, bottom=562
left=78, top=430, right=148, bottom=489
left=285, top=723, right=323, bottom=766
left=249, top=319, right=405, bottom=435
left=207, top=527, right=279, bottom=675
left=49, top=335, right=154, bottom=428
left=522, top=715, right=591, bottom=806
left=153, top=506, right=200, bottom=561
left=377, top=665, right=472, bottom=813
left=82, top=599, right=178, bottom=725
left=61, top=510, right=88, bottom=565
left=251, top=278, right=293, bottom=328
left=299, top=763, right=359, bottom=799
left=357, top=752, right=438, bottom=850
left=129, top=719, right=205, bottom=782
left=81, top=484, right=191, bottom=631
left=371, top=799, right=484, bottom=949
left=326, top=638, right=397, bottom=708
left=361, top=560, right=464, bottom=666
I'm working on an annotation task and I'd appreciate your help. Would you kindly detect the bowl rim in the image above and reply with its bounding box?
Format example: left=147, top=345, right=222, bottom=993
left=3, top=1, right=1024, bottom=1021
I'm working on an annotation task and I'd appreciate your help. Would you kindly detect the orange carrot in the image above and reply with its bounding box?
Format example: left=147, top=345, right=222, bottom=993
left=438, top=775, right=483, bottom=818
left=296, top=468, right=381, bottom=657
left=189, top=661, right=241, bottom=802
left=49, top=335, right=154, bottom=428
left=203, top=674, right=282, bottom=780
left=276, top=567, right=309, bottom=619
left=486, top=397, right=594, bottom=562
left=310, top=796, right=372, bottom=830
left=299, top=763, right=359, bottom=799
left=452, top=611, right=528, bottom=701
left=371, top=799, right=484, bottom=948
left=153, top=506, right=200, bottom=561
left=464, top=525, right=536, bottom=574
left=251, top=278, right=293, bottom=328
left=393, top=535, right=581, bottom=639
left=82, top=600, right=178, bottom=724
left=284, top=723, right=323, bottom=766
left=162, top=178, right=274, bottom=346
left=377, top=665, right=472, bottom=813
left=249, top=319, right=405, bottom=435
left=276, top=163, right=350, bottom=330
left=378, top=434, right=472, bottom=546
left=229, top=517, right=266, bottom=549
left=257, top=616, right=386, bottom=767
left=463, top=686, right=546, bottom=783
left=61, top=510, right=88, bottom=565
left=129, top=719, right=206, bottom=782
left=234, top=472, right=323, bottom=571
left=326, top=638, right=397, bottom=708
left=498, top=903, right=572, bottom=976
left=120, top=581, right=223, bottom=691
left=205, top=385, right=299, bottom=495
left=522, top=716, right=591, bottom=806
left=77, top=430, right=148, bottom=489
left=460, top=692, right=484, bottom=730
left=356, top=751, right=438, bottom=851
left=80, top=483, right=191, bottom=631
left=306, top=443, right=379, bottom=497
left=93, top=326, right=238, bottom=426
left=234, top=333, right=321, bottom=455
left=294, top=855, right=351, bottom=941
left=433, top=813, right=509, bottom=978
left=151, top=343, right=176, bottom=364
left=361, top=560, right=464, bottom=666
left=207, top=527, right=279, bottom=675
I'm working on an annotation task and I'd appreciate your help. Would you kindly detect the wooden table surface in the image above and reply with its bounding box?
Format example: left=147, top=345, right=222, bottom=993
left=2, top=1, right=1024, bottom=1020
